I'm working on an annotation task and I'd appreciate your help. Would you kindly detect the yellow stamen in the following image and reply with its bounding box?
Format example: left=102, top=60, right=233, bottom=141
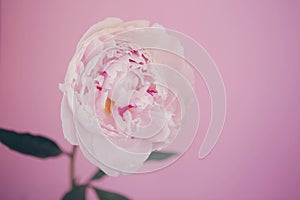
left=104, top=97, right=112, bottom=114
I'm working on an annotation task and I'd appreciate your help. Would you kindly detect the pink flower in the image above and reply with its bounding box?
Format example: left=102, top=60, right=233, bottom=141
left=60, top=18, right=194, bottom=176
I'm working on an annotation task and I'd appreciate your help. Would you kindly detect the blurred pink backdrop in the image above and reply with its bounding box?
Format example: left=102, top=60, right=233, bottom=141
left=1, top=0, right=300, bottom=199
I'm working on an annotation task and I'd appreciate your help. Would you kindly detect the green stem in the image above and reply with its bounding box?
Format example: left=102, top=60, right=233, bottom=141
left=69, top=146, right=77, bottom=189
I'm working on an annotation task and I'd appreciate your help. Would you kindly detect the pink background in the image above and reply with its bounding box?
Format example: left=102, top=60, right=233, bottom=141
left=1, top=0, right=300, bottom=199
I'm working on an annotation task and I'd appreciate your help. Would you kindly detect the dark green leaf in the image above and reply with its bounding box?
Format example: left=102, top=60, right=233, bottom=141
left=90, top=169, right=106, bottom=181
left=93, top=187, right=130, bottom=200
left=0, top=128, right=62, bottom=158
left=62, top=186, right=86, bottom=200
left=146, top=151, right=176, bottom=161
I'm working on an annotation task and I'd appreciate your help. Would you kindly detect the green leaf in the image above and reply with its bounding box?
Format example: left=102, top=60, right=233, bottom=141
left=90, top=169, right=106, bottom=181
left=0, top=128, right=62, bottom=158
left=62, top=186, right=86, bottom=200
left=146, top=151, right=176, bottom=161
left=93, top=187, right=130, bottom=200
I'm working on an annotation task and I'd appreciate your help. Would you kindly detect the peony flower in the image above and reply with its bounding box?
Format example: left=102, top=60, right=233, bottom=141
left=59, top=18, right=194, bottom=176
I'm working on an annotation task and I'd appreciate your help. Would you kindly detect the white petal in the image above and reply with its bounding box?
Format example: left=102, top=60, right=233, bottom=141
left=121, top=20, right=150, bottom=28
left=92, top=133, right=151, bottom=173
left=73, top=105, right=152, bottom=173
left=77, top=135, right=120, bottom=176
left=60, top=94, right=78, bottom=145
left=77, top=18, right=124, bottom=49
left=151, top=63, right=194, bottom=117
left=150, top=124, right=171, bottom=143
left=132, top=106, right=167, bottom=139
left=58, top=83, right=65, bottom=92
